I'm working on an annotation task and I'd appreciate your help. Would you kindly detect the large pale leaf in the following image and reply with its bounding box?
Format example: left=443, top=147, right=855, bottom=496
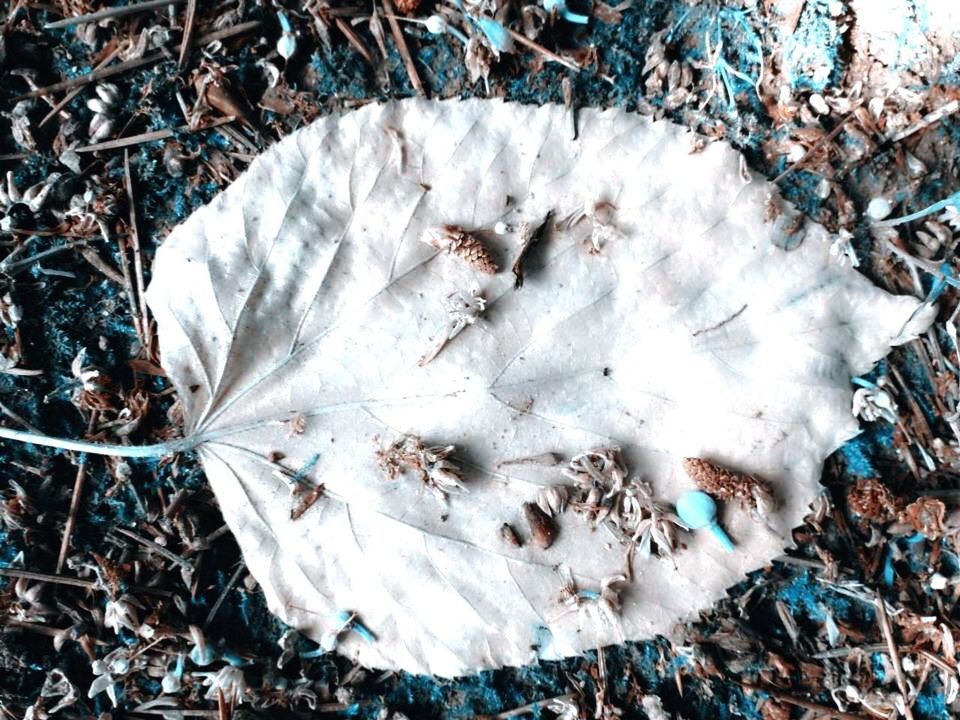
left=146, top=98, right=924, bottom=676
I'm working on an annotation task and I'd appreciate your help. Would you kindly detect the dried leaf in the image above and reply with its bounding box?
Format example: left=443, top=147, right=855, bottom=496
left=146, top=99, right=928, bottom=675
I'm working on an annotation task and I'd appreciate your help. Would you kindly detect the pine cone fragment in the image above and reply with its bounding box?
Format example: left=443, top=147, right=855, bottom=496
left=423, top=225, right=499, bottom=274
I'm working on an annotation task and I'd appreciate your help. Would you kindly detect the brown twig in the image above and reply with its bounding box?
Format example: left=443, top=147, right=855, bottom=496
left=40, top=47, right=123, bottom=128
left=506, top=28, right=581, bottom=72
left=381, top=0, right=425, bottom=96
left=124, top=150, right=153, bottom=358
left=874, top=594, right=915, bottom=720
left=44, top=0, right=187, bottom=29
left=772, top=111, right=856, bottom=184
left=0, top=567, right=173, bottom=596
left=56, top=461, right=87, bottom=575
left=178, top=0, right=198, bottom=70
left=740, top=683, right=873, bottom=720
left=76, top=115, right=234, bottom=153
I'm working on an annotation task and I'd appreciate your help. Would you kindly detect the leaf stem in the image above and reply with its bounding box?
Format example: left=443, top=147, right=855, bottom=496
left=0, top=427, right=199, bottom=457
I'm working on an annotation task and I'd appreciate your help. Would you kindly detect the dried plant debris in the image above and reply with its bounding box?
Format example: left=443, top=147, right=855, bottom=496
left=2, top=0, right=960, bottom=714
left=376, top=433, right=466, bottom=500
left=682, top=457, right=775, bottom=520
left=144, top=98, right=923, bottom=675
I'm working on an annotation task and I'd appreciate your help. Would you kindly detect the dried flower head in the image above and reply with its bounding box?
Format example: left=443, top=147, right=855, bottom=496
left=682, top=457, right=775, bottom=519
left=377, top=434, right=466, bottom=500
left=563, top=448, right=683, bottom=560
left=419, top=289, right=486, bottom=365
left=846, top=479, right=900, bottom=522
left=553, top=565, right=628, bottom=631
left=899, top=497, right=947, bottom=539
left=852, top=377, right=898, bottom=424
left=422, top=225, right=498, bottom=273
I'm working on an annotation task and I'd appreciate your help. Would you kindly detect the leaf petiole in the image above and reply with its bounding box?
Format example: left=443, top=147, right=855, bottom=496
left=0, top=426, right=200, bottom=457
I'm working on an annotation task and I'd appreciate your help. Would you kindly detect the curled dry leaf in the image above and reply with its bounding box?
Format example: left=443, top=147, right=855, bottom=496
left=146, top=99, right=928, bottom=675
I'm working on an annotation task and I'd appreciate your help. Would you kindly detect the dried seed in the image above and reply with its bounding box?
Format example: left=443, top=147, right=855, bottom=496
left=522, top=502, right=557, bottom=549
left=499, top=523, right=522, bottom=547
left=536, top=484, right=568, bottom=517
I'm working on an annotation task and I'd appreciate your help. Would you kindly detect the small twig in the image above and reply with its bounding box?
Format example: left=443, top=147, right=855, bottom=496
left=203, top=561, right=245, bottom=627
left=334, top=16, right=374, bottom=65
left=886, top=100, right=960, bottom=143
left=124, top=150, right=152, bottom=358
left=178, top=0, right=198, bottom=70
left=16, top=21, right=261, bottom=99
left=875, top=594, right=915, bottom=720
left=0, top=400, right=43, bottom=433
left=772, top=111, right=856, bottom=185
left=381, top=0, right=425, bottom=96
left=740, top=683, right=872, bottom=720
left=506, top=28, right=581, bottom=72
left=493, top=693, right=577, bottom=718
left=76, top=116, right=235, bottom=153
left=44, top=0, right=187, bottom=29
left=56, top=461, right=87, bottom=575
left=40, top=47, right=122, bottom=128
left=112, top=527, right=195, bottom=572
left=0, top=567, right=173, bottom=596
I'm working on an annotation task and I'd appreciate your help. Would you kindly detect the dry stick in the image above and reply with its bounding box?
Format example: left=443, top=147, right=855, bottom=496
left=740, top=683, right=872, bottom=720
left=39, top=47, right=122, bottom=128
left=124, top=150, right=152, bottom=358
left=115, top=220, right=144, bottom=347
left=77, top=115, right=234, bottom=153
left=771, top=111, right=856, bottom=185
left=381, top=0, right=425, bottom=97
left=0, top=567, right=174, bottom=596
left=203, top=561, right=245, bottom=627
left=56, top=461, right=87, bottom=574
left=178, top=0, right=198, bottom=70
left=15, top=21, right=262, bottom=100
left=875, top=595, right=915, bottom=720
left=335, top=16, right=374, bottom=66
left=494, top=694, right=577, bottom=718
left=886, top=99, right=960, bottom=143
left=44, top=0, right=187, bottom=29
left=506, top=28, right=581, bottom=72
left=113, top=527, right=194, bottom=571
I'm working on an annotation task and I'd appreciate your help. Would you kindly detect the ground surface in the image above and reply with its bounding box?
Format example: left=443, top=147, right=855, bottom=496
left=1, top=0, right=960, bottom=718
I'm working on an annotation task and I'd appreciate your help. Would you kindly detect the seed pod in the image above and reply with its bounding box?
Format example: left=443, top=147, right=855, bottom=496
left=95, top=82, right=121, bottom=106
left=536, top=485, right=568, bottom=517
left=88, top=114, right=114, bottom=143
left=499, top=523, right=522, bottom=547
left=423, top=225, right=499, bottom=274
left=86, top=97, right=113, bottom=114
left=522, top=502, right=557, bottom=549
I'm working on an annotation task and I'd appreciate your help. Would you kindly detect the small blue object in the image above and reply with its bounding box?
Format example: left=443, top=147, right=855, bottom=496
left=543, top=0, right=590, bottom=24
left=676, top=490, right=735, bottom=553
